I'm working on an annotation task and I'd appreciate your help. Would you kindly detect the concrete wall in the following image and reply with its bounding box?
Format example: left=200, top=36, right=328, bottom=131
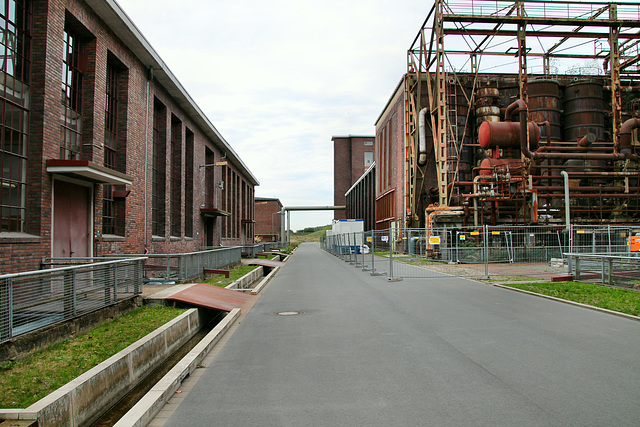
left=0, top=309, right=202, bottom=427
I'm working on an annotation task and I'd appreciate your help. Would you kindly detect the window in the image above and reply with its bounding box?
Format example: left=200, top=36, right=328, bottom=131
left=60, top=28, right=83, bottom=160
left=184, top=128, right=193, bottom=238
left=0, top=0, right=31, bottom=233
left=104, top=62, right=118, bottom=169
left=152, top=99, right=166, bottom=237
left=364, top=151, right=373, bottom=167
left=170, top=115, right=182, bottom=237
left=103, top=62, right=118, bottom=235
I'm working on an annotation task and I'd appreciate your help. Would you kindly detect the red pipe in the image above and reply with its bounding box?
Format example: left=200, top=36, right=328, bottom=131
left=620, top=117, right=640, bottom=156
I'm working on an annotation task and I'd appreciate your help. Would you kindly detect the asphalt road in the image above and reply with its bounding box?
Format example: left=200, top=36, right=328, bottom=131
left=165, top=242, right=640, bottom=426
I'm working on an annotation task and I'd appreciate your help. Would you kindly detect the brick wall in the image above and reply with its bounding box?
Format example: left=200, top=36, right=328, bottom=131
left=332, top=136, right=374, bottom=221
left=255, top=199, right=282, bottom=242
left=0, top=0, right=255, bottom=273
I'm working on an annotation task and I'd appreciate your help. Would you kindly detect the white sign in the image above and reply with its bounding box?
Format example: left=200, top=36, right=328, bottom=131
left=381, top=235, right=389, bottom=242
left=429, top=236, right=441, bottom=245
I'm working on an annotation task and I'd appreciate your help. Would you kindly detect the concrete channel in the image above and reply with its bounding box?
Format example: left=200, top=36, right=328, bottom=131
left=0, top=257, right=284, bottom=427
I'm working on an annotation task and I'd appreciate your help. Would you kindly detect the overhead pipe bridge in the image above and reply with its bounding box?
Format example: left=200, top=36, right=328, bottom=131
left=279, top=206, right=345, bottom=242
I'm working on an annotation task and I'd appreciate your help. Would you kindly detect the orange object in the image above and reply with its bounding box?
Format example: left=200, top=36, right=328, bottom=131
left=630, top=236, right=640, bottom=252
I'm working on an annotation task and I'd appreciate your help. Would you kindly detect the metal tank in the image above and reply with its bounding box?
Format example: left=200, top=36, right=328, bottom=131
left=528, top=79, right=562, bottom=142
left=562, top=80, right=606, bottom=142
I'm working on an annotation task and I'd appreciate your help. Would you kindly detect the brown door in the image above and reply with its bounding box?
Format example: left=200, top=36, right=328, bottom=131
left=53, top=181, right=91, bottom=258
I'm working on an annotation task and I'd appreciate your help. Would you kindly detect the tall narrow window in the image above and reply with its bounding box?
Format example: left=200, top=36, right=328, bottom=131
left=102, top=62, right=118, bottom=235
left=170, top=115, right=182, bottom=237
left=104, top=63, right=118, bottom=169
left=184, top=128, right=193, bottom=238
left=60, top=28, right=83, bottom=160
left=204, top=147, right=214, bottom=207
left=221, top=165, right=227, bottom=238
left=0, top=0, right=31, bottom=233
left=152, top=99, right=166, bottom=237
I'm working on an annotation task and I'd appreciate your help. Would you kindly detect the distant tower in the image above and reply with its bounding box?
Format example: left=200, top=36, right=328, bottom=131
left=332, top=135, right=374, bottom=220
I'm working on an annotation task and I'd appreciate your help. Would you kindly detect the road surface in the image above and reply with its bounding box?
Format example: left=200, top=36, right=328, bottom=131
left=163, top=242, right=640, bottom=426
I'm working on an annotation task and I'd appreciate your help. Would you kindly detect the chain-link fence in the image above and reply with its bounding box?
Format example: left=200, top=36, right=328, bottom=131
left=0, top=258, right=145, bottom=344
left=322, top=225, right=639, bottom=281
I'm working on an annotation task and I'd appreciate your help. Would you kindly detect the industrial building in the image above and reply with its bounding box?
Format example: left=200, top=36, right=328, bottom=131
left=332, top=135, right=374, bottom=220
left=345, top=163, right=375, bottom=232
left=0, top=0, right=258, bottom=273
left=375, top=0, right=640, bottom=231
left=254, top=197, right=283, bottom=243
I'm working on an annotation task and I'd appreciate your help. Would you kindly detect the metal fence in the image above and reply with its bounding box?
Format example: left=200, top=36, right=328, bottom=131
left=322, top=225, right=639, bottom=281
left=0, top=258, right=145, bottom=344
left=44, top=247, right=244, bottom=283
left=567, top=252, right=640, bottom=289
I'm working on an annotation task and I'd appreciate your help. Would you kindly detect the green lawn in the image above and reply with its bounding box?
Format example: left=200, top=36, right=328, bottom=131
left=503, top=281, right=640, bottom=317
left=0, top=306, right=185, bottom=408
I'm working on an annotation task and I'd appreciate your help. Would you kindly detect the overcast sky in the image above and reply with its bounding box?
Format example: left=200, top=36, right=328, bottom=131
left=114, top=0, right=429, bottom=231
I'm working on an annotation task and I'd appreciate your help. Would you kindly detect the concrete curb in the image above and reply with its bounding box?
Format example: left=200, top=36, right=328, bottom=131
left=493, top=284, right=640, bottom=322
left=251, top=265, right=281, bottom=295
left=114, top=308, right=242, bottom=427
left=0, top=309, right=202, bottom=426
left=225, top=267, right=263, bottom=290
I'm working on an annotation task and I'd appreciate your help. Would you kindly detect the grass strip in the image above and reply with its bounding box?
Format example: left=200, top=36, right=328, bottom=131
left=503, top=281, right=640, bottom=317
left=205, top=265, right=260, bottom=287
left=0, top=306, right=186, bottom=409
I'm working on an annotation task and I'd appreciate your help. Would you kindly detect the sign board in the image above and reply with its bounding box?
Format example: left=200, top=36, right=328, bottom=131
left=459, top=234, right=466, bottom=241
left=470, top=231, right=479, bottom=236
left=429, top=236, right=441, bottom=245
left=366, top=236, right=372, bottom=242
left=381, top=235, right=389, bottom=242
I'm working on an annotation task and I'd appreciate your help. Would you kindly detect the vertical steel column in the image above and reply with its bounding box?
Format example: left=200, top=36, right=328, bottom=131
left=435, top=0, right=448, bottom=206
left=389, top=231, right=394, bottom=279
left=371, top=230, right=377, bottom=275
left=484, top=225, right=489, bottom=278
left=609, top=4, right=622, bottom=152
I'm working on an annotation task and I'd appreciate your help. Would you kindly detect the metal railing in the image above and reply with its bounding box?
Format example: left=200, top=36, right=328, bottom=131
left=322, top=225, right=638, bottom=281
left=0, top=258, right=145, bottom=344
left=567, top=252, right=640, bottom=289
left=44, top=246, right=244, bottom=283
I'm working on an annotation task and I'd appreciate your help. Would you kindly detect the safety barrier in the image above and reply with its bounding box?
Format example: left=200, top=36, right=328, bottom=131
left=322, top=225, right=638, bottom=281
left=0, top=258, right=145, bottom=344
left=44, top=247, right=244, bottom=283
left=567, top=252, right=640, bottom=289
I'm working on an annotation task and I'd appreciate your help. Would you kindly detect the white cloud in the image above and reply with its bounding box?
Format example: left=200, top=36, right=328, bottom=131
left=115, top=0, right=428, bottom=230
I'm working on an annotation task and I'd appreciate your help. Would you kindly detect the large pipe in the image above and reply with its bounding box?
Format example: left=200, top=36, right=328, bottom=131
left=620, top=117, right=640, bottom=156
left=418, top=108, right=428, bottom=166
left=505, top=100, right=632, bottom=161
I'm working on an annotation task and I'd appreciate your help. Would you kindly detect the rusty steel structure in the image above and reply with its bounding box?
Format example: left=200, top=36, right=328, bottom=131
left=404, top=0, right=640, bottom=229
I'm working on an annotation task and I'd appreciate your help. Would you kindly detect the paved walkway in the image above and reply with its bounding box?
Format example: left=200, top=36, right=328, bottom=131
left=154, top=242, right=640, bottom=426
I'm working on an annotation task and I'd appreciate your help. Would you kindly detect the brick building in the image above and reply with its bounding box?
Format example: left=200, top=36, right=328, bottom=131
left=0, top=0, right=258, bottom=273
left=345, top=163, right=375, bottom=232
left=332, top=135, right=374, bottom=221
left=254, top=197, right=282, bottom=243
left=373, top=77, right=413, bottom=230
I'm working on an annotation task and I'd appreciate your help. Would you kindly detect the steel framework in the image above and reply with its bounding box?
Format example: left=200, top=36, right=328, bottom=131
left=404, top=0, right=640, bottom=228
